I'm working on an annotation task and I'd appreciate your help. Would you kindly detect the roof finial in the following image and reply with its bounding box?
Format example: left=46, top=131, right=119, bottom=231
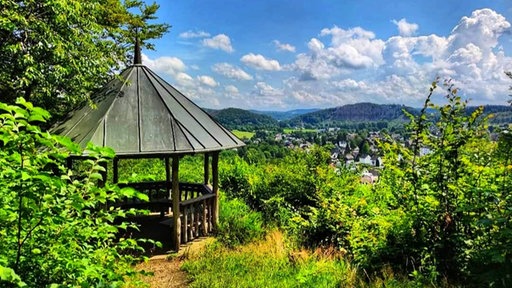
left=134, top=34, right=142, bottom=65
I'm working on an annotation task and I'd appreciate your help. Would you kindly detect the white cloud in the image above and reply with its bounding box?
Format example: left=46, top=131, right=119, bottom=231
left=241, top=53, right=282, bottom=71
left=197, top=75, right=218, bottom=87
left=392, top=18, right=419, bottom=36
left=141, top=54, right=186, bottom=77
left=175, top=72, right=194, bottom=87
left=212, top=63, right=253, bottom=80
left=224, top=85, right=239, bottom=99
left=293, top=26, right=385, bottom=81
left=273, top=40, right=296, bottom=52
left=179, top=30, right=211, bottom=39
left=144, top=9, right=512, bottom=109
left=202, top=34, right=234, bottom=53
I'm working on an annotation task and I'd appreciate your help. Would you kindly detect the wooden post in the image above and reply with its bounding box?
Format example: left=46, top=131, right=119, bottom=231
left=212, top=151, right=219, bottom=229
left=182, top=207, right=188, bottom=243
left=165, top=157, right=171, bottom=200
left=172, top=155, right=181, bottom=251
left=113, top=157, right=119, bottom=183
left=202, top=199, right=208, bottom=236
left=203, top=153, right=210, bottom=185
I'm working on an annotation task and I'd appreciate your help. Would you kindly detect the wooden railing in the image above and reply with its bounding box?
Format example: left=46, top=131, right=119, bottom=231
left=116, top=181, right=215, bottom=244
left=180, top=192, right=215, bottom=243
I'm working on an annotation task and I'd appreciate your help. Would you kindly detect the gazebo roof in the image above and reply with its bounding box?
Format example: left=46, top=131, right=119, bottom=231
left=52, top=64, right=245, bottom=156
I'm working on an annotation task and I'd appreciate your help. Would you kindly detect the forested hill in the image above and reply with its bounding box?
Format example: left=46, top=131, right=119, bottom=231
left=249, top=108, right=320, bottom=121
left=205, top=104, right=512, bottom=130
left=206, top=107, right=278, bottom=130
left=285, top=103, right=416, bottom=126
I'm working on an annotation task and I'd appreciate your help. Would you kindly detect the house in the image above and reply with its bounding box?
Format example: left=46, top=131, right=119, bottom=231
left=359, top=154, right=372, bottom=165
left=360, top=169, right=379, bottom=184
left=345, top=154, right=355, bottom=168
left=371, top=156, right=382, bottom=167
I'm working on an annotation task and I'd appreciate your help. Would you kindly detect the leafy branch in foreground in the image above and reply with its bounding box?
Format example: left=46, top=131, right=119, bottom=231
left=0, top=98, right=149, bottom=287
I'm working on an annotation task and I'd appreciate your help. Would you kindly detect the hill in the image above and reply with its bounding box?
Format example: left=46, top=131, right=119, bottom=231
left=250, top=108, right=320, bottom=121
left=284, top=103, right=417, bottom=127
left=206, top=108, right=278, bottom=130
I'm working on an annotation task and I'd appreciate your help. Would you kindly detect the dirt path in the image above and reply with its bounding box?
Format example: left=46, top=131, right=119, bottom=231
left=134, top=237, right=214, bottom=288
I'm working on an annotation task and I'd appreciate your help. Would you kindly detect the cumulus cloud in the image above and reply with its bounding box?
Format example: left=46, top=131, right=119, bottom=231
left=144, top=9, right=512, bottom=109
left=179, top=30, right=210, bottom=38
left=175, top=72, right=194, bottom=87
left=202, top=34, right=234, bottom=53
left=197, top=75, right=218, bottom=87
left=142, top=54, right=186, bottom=77
left=273, top=40, right=296, bottom=52
left=293, top=26, right=385, bottom=81
left=224, top=85, right=240, bottom=99
left=225, top=85, right=239, bottom=94
left=212, top=63, right=253, bottom=80
left=392, top=18, right=419, bottom=36
left=241, top=53, right=282, bottom=70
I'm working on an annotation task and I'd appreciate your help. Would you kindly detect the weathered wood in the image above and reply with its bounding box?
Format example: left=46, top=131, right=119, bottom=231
left=172, top=156, right=181, bottom=251
left=212, top=152, right=219, bottom=229
left=179, top=193, right=215, bottom=206
left=195, top=203, right=200, bottom=238
left=202, top=199, right=208, bottom=236
left=165, top=157, right=171, bottom=200
left=189, top=205, right=195, bottom=240
left=182, top=206, right=188, bottom=243
left=203, top=153, right=210, bottom=185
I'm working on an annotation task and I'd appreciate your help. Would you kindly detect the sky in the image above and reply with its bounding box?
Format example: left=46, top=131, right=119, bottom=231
left=140, top=0, right=512, bottom=111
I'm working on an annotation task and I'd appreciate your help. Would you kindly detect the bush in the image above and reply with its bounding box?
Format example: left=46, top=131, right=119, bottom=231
left=0, top=99, right=148, bottom=287
left=216, top=195, right=264, bottom=247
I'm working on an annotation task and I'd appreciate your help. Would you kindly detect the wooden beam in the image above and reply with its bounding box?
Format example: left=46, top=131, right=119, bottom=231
left=203, top=153, right=210, bottom=185
left=171, top=156, right=181, bottom=251
left=212, top=151, right=219, bottom=229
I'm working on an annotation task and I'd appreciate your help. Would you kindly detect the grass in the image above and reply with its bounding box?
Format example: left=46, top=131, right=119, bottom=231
left=231, top=130, right=256, bottom=140
left=181, top=230, right=417, bottom=288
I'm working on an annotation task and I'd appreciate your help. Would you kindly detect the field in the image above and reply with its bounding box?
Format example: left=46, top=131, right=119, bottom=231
left=231, top=130, right=255, bottom=139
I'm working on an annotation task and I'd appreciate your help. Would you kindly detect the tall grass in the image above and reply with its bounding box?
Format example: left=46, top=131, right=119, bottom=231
left=182, top=231, right=357, bottom=287
left=182, top=230, right=418, bottom=288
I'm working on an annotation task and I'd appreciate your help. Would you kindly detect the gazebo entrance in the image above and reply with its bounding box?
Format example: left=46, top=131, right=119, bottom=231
left=113, top=153, right=220, bottom=250
left=53, top=48, right=244, bottom=251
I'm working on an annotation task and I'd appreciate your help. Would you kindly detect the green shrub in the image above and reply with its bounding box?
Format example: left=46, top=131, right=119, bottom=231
left=217, top=196, right=264, bottom=247
left=0, top=99, right=148, bottom=287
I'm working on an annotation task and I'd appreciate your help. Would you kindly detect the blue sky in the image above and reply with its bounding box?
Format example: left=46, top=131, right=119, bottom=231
left=141, top=0, right=512, bottom=110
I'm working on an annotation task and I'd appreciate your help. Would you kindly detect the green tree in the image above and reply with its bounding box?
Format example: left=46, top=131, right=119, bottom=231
left=0, top=0, right=169, bottom=117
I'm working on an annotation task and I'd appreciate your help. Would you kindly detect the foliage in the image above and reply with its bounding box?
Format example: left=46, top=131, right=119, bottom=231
left=212, top=79, right=512, bottom=286
left=0, top=99, right=149, bottom=287
left=208, top=107, right=279, bottom=130
left=377, top=80, right=512, bottom=285
left=284, top=103, right=415, bottom=128
left=216, top=195, right=264, bottom=248
left=0, top=0, right=169, bottom=117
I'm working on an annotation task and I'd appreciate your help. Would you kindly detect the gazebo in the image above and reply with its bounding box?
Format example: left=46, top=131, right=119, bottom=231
left=51, top=45, right=245, bottom=251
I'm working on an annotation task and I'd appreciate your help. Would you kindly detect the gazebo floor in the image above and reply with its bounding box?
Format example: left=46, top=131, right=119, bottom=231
left=124, top=214, right=174, bottom=256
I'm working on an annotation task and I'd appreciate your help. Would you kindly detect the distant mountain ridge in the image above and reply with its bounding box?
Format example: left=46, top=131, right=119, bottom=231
left=285, top=103, right=417, bottom=126
left=205, top=107, right=278, bottom=130
left=205, top=103, right=512, bottom=129
left=249, top=108, right=320, bottom=121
